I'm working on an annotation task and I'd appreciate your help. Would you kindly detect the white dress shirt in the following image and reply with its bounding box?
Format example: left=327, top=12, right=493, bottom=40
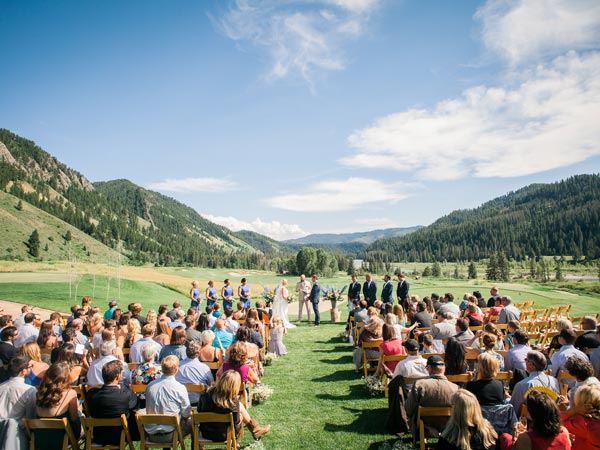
left=0, top=377, right=37, bottom=419
left=86, top=355, right=130, bottom=385
left=145, top=375, right=191, bottom=433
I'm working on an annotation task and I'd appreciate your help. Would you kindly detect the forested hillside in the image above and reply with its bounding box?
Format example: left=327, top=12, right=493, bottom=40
left=363, top=175, right=600, bottom=263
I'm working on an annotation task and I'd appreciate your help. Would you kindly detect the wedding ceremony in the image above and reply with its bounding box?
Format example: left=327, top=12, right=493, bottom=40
left=1, top=0, right=600, bottom=449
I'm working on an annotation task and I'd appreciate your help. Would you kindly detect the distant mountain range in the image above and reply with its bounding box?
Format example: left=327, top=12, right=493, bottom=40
left=1, top=128, right=597, bottom=267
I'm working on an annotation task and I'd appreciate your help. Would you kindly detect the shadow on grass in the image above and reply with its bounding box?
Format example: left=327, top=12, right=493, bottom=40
left=323, top=406, right=389, bottom=435
left=319, top=355, right=353, bottom=365
left=311, top=369, right=358, bottom=382
left=316, top=384, right=367, bottom=400
left=366, top=437, right=414, bottom=450
left=313, top=346, right=352, bottom=355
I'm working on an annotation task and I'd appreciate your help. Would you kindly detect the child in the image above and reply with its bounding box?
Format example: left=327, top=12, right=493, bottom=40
left=422, top=334, right=437, bottom=354
left=267, top=317, right=287, bottom=356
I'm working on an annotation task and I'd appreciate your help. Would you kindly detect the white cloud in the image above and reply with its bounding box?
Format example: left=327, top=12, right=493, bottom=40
left=202, top=214, right=308, bottom=241
left=214, top=0, right=378, bottom=87
left=147, top=177, right=237, bottom=193
left=266, top=177, right=412, bottom=212
left=342, top=51, right=600, bottom=179
left=476, top=0, right=600, bottom=65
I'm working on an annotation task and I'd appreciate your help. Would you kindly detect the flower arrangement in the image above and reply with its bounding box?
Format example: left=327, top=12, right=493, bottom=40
left=252, top=384, right=273, bottom=404
left=322, top=285, right=347, bottom=309
left=261, top=286, right=274, bottom=303
left=264, top=352, right=278, bottom=366
left=362, top=375, right=385, bottom=396
left=378, top=440, right=414, bottom=450
left=242, top=440, right=266, bottom=450
left=286, top=291, right=296, bottom=304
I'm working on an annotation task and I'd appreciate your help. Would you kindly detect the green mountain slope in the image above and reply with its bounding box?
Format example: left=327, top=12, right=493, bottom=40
left=363, top=174, right=600, bottom=263
left=284, top=226, right=423, bottom=245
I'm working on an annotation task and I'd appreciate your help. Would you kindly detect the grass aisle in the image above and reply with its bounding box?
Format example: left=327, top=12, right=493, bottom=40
left=244, top=319, right=391, bottom=450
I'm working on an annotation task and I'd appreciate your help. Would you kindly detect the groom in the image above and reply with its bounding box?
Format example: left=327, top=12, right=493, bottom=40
left=309, top=275, right=321, bottom=326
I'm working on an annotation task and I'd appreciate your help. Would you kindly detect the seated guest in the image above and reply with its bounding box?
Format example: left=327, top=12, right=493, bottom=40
left=465, top=303, right=483, bottom=327
left=562, top=356, right=600, bottom=403
left=480, top=333, right=505, bottom=371
left=185, top=315, right=203, bottom=343
left=129, top=324, right=161, bottom=364
left=56, top=343, right=87, bottom=385
left=422, top=334, right=437, bottom=354
left=466, top=353, right=505, bottom=406
left=504, top=320, right=520, bottom=350
left=131, top=342, right=162, bottom=385
left=144, top=356, right=192, bottom=442
left=353, top=300, right=369, bottom=324
left=550, top=328, right=588, bottom=376
left=429, top=311, right=457, bottom=341
left=497, top=296, right=519, bottom=325
left=158, top=326, right=187, bottom=361
left=212, top=319, right=235, bottom=350
left=14, top=312, right=40, bottom=348
left=560, top=385, right=600, bottom=450
left=484, top=297, right=503, bottom=323
left=0, top=326, right=18, bottom=365
left=545, top=318, right=573, bottom=354
left=504, top=330, right=529, bottom=372
left=37, top=320, right=59, bottom=362
left=35, top=362, right=82, bottom=448
left=216, top=341, right=260, bottom=384
left=198, top=370, right=270, bottom=441
left=19, top=342, right=48, bottom=387
left=154, top=320, right=171, bottom=347
left=175, top=341, right=214, bottom=406
left=352, top=318, right=383, bottom=373
left=233, top=302, right=246, bottom=320
left=392, top=339, right=429, bottom=379
left=437, top=389, right=498, bottom=450
left=574, top=316, right=600, bottom=351
left=511, top=390, right=570, bottom=450
left=406, top=355, right=458, bottom=437
left=375, top=324, right=405, bottom=377
left=236, top=327, right=261, bottom=364
left=243, top=318, right=264, bottom=349
left=444, top=338, right=468, bottom=375
left=510, top=350, right=560, bottom=415
left=224, top=308, right=240, bottom=334
left=87, top=340, right=130, bottom=386
left=591, top=325, right=600, bottom=378
left=86, top=360, right=140, bottom=444
left=0, top=355, right=37, bottom=419
left=199, top=330, right=224, bottom=368
left=453, top=318, right=475, bottom=346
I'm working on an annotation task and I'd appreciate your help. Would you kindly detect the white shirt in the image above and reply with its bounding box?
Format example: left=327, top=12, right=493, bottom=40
left=145, top=375, right=191, bottom=433
left=392, top=355, right=429, bottom=379
left=550, top=345, right=588, bottom=376
left=0, top=377, right=37, bottom=419
left=14, top=323, right=38, bottom=348
left=224, top=318, right=240, bottom=334
left=86, top=355, right=130, bottom=385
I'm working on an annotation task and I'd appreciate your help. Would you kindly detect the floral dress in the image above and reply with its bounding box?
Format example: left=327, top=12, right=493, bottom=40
left=131, top=363, right=162, bottom=385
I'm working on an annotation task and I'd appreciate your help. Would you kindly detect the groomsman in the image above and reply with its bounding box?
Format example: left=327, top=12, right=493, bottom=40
left=381, top=274, right=394, bottom=306
left=363, top=274, right=377, bottom=307
left=348, top=275, right=361, bottom=304
left=396, top=273, right=410, bottom=311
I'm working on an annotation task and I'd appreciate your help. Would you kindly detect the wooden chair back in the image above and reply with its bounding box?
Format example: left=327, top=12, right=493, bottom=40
left=361, top=339, right=383, bottom=378
left=557, top=370, right=576, bottom=397
left=191, top=411, right=237, bottom=450
left=416, top=406, right=452, bottom=450
left=183, top=383, right=206, bottom=394
left=81, top=414, right=134, bottom=450
left=445, top=373, right=473, bottom=384
left=23, top=417, right=81, bottom=450
left=136, top=414, right=186, bottom=450
left=127, top=362, right=139, bottom=371
left=129, top=384, right=148, bottom=394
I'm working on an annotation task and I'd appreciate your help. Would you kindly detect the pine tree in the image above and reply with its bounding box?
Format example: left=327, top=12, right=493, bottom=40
left=453, top=265, right=460, bottom=279
left=555, top=258, right=564, bottom=281
left=65, top=230, right=72, bottom=242
left=486, top=254, right=498, bottom=281
left=432, top=262, right=442, bottom=277
left=422, top=266, right=431, bottom=277
left=44, top=243, right=49, bottom=252
left=498, top=252, right=510, bottom=281
left=468, top=262, right=477, bottom=279
left=28, top=229, right=40, bottom=257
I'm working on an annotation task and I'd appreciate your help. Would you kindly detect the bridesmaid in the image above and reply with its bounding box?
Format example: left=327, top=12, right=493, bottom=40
left=205, top=280, right=218, bottom=307
left=238, top=278, right=251, bottom=310
left=221, top=279, right=234, bottom=310
left=190, top=280, right=201, bottom=309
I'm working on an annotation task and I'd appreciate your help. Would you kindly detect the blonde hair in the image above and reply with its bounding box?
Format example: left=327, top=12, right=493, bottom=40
left=410, top=295, right=420, bottom=302
left=20, top=342, right=42, bottom=362
left=441, top=389, right=497, bottom=450
left=161, top=355, right=179, bottom=376
left=384, top=314, right=396, bottom=326
left=392, top=304, right=404, bottom=323
left=477, top=352, right=499, bottom=379
left=574, top=385, right=600, bottom=421
left=367, top=307, right=379, bottom=318
left=145, top=310, right=157, bottom=327
left=271, top=317, right=283, bottom=328
left=201, top=330, right=215, bottom=346
left=212, top=370, right=242, bottom=409
left=556, top=318, right=573, bottom=331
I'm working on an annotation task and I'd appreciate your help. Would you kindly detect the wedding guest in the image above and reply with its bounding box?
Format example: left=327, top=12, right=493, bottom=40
left=0, top=355, right=37, bottom=419
left=560, top=385, right=600, bottom=450
left=158, top=327, right=187, bottom=361
left=19, top=342, right=48, bottom=387
left=215, top=341, right=259, bottom=384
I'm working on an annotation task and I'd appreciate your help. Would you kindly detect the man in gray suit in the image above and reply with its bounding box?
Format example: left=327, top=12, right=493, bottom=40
left=309, top=275, right=321, bottom=326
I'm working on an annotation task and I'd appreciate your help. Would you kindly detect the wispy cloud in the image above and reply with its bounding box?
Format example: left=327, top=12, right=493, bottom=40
left=476, top=0, right=600, bottom=65
left=341, top=0, right=600, bottom=180
left=214, top=0, right=379, bottom=88
left=202, top=214, right=308, bottom=241
left=148, top=177, right=237, bottom=193
left=266, top=177, right=413, bottom=212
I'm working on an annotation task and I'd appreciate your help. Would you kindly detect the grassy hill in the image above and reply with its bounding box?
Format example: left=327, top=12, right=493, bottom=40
left=0, top=190, right=123, bottom=263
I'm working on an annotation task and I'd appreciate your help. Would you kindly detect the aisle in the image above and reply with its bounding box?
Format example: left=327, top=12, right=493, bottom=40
left=250, top=320, right=390, bottom=450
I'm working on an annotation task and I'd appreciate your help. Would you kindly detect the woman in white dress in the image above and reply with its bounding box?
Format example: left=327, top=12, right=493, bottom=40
left=272, top=279, right=296, bottom=329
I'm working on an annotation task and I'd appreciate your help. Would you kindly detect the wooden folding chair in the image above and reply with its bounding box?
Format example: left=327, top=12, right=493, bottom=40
left=379, top=354, right=407, bottom=397
left=445, top=373, right=473, bottom=384
left=191, top=411, right=237, bottom=450
left=129, top=383, right=148, bottom=394
left=417, top=406, right=452, bottom=450
left=353, top=322, right=365, bottom=347
left=127, top=362, right=139, bottom=371
left=23, top=417, right=82, bottom=450
left=557, top=370, right=576, bottom=396
left=361, top=339, right=383, bottom=378
left=136, top=414, right=187, bottom=450
left=81, top=414, right=134, bottom=450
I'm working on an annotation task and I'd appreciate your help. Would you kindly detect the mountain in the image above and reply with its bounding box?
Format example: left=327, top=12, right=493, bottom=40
left=362, top=174, right=600, bottom=263
left=284, top=226, right=423, bottom=245
left=232, top=230, right=293, bottom=254
left=0, top=129, right=289, bottom=267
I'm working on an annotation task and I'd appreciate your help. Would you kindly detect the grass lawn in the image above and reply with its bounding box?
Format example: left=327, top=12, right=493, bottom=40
left=236, top=317, right=395, bottom=450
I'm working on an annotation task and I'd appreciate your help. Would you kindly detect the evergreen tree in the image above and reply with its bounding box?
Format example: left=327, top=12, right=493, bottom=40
left=468, top=262, right=477, bottom=279
left=347, top=259, right=356, bottom=276
left=28, top=229, right=40, bottom=257
left=432, top=262, right=442, bottom=277
left=486, top=254, right=498, bottom=281
left=44, top=243, right=49, bottom=252
left=65, top=230, right=72, bottom=242
left=498, top=252, right=510, bottom=281
left=529, top=254, right=537, bottom=279
left=453, top=265, right=460, bottom=279
left=555, top=258, right=564, bottom=281
left=422, top=266, right=431, bottom=277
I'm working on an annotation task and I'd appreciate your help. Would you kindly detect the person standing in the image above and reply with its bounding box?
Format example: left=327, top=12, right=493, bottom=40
left=296, top=274, right=312, bottom=323
left=205, top=281, right=218, bottom=308
left=396, top=273, right=410, bottom=311
left=309, top=275, right=321, bottom=326
left=221, top=279, right=234, bottom=310
left=238, top=278, right=251, bottom=310
left=363, top=274, right=377, bottom=307
left=272, top=279, right=295, bottom=329
left=190, top=281, right=201, bottom=309
left=348, top=275, right=361, bottom=307
left=381, top=275, right=394, bottom=308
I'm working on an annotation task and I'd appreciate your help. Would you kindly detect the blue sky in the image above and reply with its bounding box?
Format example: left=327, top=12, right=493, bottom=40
left=1, top=0, right=599, bottom=240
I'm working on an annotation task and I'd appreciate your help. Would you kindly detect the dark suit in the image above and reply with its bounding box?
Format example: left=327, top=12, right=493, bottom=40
left=381, top=281, right=394, bottom=304
left=309, top=282, right=321, bottom=325
left=0, top=341, right=17, bottom=365
left=363, top=281, right=377, bottom=307
left=348, top=282, right=361, bottom=301
left=396, top=279, right=410, bottom=310
left=87, top=384, right=140, bottom=443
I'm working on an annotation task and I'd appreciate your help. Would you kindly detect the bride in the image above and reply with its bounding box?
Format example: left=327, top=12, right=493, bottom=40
left=272, top=279, right=296, bottom=329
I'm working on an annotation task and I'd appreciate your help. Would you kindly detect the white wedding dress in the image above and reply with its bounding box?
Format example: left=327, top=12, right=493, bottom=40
left=272, top=285, right=296, bottom=329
